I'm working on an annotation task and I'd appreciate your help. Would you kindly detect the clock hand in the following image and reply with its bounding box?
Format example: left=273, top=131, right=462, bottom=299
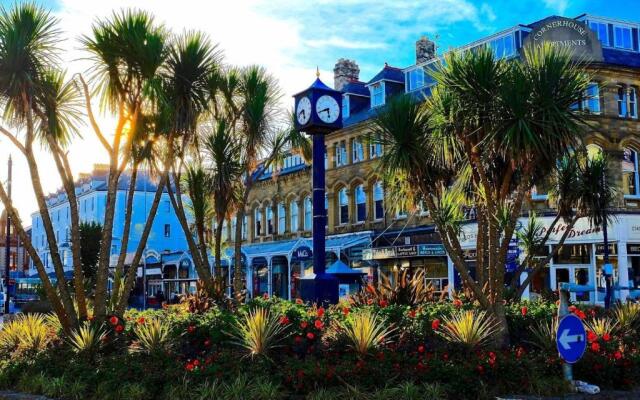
left=319, top=108, right=329, bottom=114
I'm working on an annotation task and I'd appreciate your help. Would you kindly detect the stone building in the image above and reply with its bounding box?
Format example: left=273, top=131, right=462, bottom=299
left=221, top=13, right=640, bottom=304
left=0, top=210, right=30, bottom=282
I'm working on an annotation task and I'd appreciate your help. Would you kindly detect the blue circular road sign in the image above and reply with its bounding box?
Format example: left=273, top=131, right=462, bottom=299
left=556, top=314, right=587, bottom=364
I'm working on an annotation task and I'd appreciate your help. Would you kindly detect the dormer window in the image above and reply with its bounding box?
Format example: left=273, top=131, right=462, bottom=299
left=489, top=34, right=514, bottom=59
left=342, top=95, right=350, bottom=119
left=370, top=82, right=385, bottom=107
left=614, top=25, right=633, bottom=50
left=588, top=21, right=609, bottom=46
left=406, top=68, right=425, bottom=92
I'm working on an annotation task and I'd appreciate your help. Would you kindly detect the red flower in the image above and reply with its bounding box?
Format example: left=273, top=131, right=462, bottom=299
left=262, top=292, right=269, bottom=299
left=317, top=307, right=325, bottom=317
left=279, top=316, right=290, bottom=325
left=366, top=284, right=376, bottom=294
left=137, top=317, right=145, bottom=325
left=294, top=335, right=303, bottom=344
left=488, top=351, right=496, bottom=360
left=185, top=363, right=194, bottom=371
left=379, top=299, right=388, bottom=308
left=575, top=310, right=586, bottom=320
left=418, top=345, right=425, bottom=353
left=587, top=331, right=598, bottom=343
left=343, top=307, right=350, bottom=316
left=431, top=319, right=440, bottom=330
left=193, top=359, right=200, bottom=366
left=602, top=333, right=611, bottom=342
left=367, top=299, right=374, bottom=305
left=453, top=299, right=462, bottom=308
left=476, top=365, right=484, bottom=374
left=356, top=360, right=365, bottom=369
left=442, top=353, right=449, bottom=361
left=614, top=351, right=623, bottom=360
left=515, top=347, right=525, bottom=359
left=306, top=332, right=315, bottom=340
left=109, top=316, right=119, bottom=326
left=295, top=298, right=303, bottom=305
left=115, top=324, right=124, bottom=333
left=408, top=309, right=416, bottom=318
left=568, top=305, right=577, bottom=312
left=204, top=339, right=211, bottom=347
left=521, top=306, right=528, bottom=316
left=314, top=319, right=324, bottom=330
left=187, top=325, right=196, bottom=334
left=300, top=321, right=308, bottom=329
left=591, top=342, right=601, bottom=352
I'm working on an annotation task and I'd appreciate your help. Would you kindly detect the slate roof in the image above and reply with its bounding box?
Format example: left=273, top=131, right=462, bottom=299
left=342, top=80, right=369, bottom=97
left=366, top=65, right=404, bottom=85
left=602, top=48, right=640, bottom=68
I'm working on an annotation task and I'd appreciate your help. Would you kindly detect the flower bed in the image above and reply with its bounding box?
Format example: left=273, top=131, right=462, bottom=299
left=0, top=298, right=638, bottom=400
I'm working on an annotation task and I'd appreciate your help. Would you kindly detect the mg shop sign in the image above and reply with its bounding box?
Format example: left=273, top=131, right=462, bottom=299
left=524, top=17, right=603, bottom=62
left=293, top=246, right=312, bottom=261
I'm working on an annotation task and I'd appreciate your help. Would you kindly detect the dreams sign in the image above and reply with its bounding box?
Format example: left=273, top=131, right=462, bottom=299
left=524, top=17, right=603, bottom=62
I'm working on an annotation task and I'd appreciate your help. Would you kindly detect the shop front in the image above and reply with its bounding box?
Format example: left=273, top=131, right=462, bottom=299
left=362, top=244, right=449, bottom=294
left=457, top=214, right=640, bottom=304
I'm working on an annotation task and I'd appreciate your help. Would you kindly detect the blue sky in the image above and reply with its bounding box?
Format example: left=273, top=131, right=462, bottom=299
left=1, top=0, right=640, bottom=220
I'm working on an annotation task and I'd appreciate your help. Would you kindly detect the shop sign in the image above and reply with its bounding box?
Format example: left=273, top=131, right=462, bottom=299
left=362, top=244, right=446, bottom=260
left=595, top=243, right=617, bottom=256
left=628, top=244, right=640, bottom=255
left=293, top=246, right=312, bottom=260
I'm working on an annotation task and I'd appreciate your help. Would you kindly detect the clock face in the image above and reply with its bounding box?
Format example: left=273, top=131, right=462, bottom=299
left=296, top=96, right=311, bottom=125
left=315, top=95, right=340, bottom=123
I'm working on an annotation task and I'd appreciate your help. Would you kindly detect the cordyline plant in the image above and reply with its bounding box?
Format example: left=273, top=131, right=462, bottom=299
left=0, top=4, right=245, bottom=331
left=371, top=43, right=614, bottom=345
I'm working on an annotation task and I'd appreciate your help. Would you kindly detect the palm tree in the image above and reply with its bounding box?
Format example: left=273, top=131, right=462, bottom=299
left=230, top=66, right=281, bottom=301
left=373, top=43, right=592, bottom=345
left=80, top=9, right=168, bottom=321
left=0, top=3, right=80, bottom=330
left=203, top=118, right=242, bottom=281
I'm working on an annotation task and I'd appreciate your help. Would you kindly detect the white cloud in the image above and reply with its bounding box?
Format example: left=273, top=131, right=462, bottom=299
left=306, top=36, right=387, bottom=50
left=542, top=0, right=570, bottom=15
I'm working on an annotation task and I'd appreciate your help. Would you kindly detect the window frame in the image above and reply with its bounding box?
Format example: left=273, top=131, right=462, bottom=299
left=623, top=147, right=640, bottom=199
left=373, top=181, right=384, bottom=220
left=290, top=200, right=299, bottom=232
left=277, top=202, right=286, bottom=234
left=355, top=185, right=366, bottom=223
left=303, top=196, right=312, bottom=231
left=370, top=82, right=385, bottom=108
left=338, top=188, right=349, bottom=225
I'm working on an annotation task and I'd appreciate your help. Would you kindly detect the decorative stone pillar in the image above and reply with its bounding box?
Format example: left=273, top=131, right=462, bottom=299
left=326, top=192, right=335, bottom=233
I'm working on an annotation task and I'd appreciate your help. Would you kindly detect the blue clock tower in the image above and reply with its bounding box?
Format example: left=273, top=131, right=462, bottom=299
left=293, top=70, right=342, bottom=304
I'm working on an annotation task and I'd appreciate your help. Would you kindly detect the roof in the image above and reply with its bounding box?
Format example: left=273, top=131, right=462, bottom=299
left=602, top=48, right=640, bottom=68
left=342, top=80, right=369, bottom=97
left=326, top=260, right=366, bottom=275
left=367, top=64, right=404, bottom=85
left=294, top=77, right=339, bottom=96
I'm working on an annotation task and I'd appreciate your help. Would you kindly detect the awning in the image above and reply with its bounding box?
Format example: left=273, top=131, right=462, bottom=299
left=326, top=260, right=366, bottom=275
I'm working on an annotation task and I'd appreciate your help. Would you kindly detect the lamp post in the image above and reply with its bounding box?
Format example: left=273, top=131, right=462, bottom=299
left=293, top=71, right=342, bottom=304
left=4, top=155, right=12, bottom=314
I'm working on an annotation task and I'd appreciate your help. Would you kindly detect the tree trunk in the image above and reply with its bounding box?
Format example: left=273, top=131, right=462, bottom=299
left=111, top=164, right=139, bottom=303
left=233, top=186, right=252, bottom=302
left=115, top=173, right=167, bottom=314
left=492, top=300, right=510, bottom=348
left=214, top=215, right=224, bottom=280
left=47, top=136, right=88, bottom=320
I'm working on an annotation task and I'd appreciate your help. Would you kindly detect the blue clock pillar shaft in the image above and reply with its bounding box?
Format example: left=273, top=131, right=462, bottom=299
left=312, top=133, right=326, bottom=276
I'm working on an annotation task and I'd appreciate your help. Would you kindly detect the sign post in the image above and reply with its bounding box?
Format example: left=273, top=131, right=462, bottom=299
left=557, top=285, right=587, bottom=383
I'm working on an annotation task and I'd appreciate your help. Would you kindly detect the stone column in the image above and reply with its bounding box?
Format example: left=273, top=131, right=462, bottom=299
left=327, top=192, right=335, bottom=233
left=247, top=208, right=255, bottom=242
left=297, top=198, right=304, bottom=234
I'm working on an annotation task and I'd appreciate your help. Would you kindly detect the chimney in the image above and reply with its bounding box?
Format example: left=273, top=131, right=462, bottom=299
left=333, top=58, right=360, bottom=91
left=416, top=36, right=436, bottom=64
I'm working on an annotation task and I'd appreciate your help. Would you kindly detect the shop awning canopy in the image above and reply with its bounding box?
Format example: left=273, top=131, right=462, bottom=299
left=326, top=260, right=366, bottom=275
left=223, top=231, right=374, bottom=262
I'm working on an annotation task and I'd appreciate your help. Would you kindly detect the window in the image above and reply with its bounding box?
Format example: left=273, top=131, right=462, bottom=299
left=304, top=196, right=312, bottom=230
left=231, top=218, right=236, bottom=241
left=489, top=34, right=514, bottom=58
left=373, top=181, right=384, bottom=220
left=581, top=83, right=600, bottom=114
left=342, top=95, right=350, bottom=120
left=352, top=137, right=364, bottom=163
left=589, top=21, right=609, bottom=46
left=222, top=220, right=228, bottom=242
left=278, top=202, right=286, bottom=234
left=266, top=206, right=274, bottom=235
left=338, top=188, right=349, bottom=225
left=334, top=140, right=347, bottom=167
left=618, top=85, right=628, bottom=117
left=396, top=208, right=407, bottom=219
left=164, top=224, right=171, bottom=237
left=630, top=87, right=637, bottom=119
left=355, top=185, right=366, bottom=222
left=623, top=148, right=640, bottom=197
left=614, top=25, right=633, bottom=50
left=370, top=82, right=385, bottom=107
left=255, top=208, right=262, bottom=236
left=406, top=68, right=425, bottom=92
left=290, top=200, right=299, bottom=232
left=242, top=215, right=248, bottom=240
left=370, top=134, right=383, bottom=159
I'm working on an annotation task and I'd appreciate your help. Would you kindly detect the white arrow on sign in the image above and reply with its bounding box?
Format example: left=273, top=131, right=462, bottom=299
left=558, top=329, right=584, bottom=350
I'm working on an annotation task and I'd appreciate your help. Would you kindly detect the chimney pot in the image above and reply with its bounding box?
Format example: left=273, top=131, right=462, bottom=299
left=416, top=36, right=436, bottom=64
left=333, top=58, right=360, bottom=91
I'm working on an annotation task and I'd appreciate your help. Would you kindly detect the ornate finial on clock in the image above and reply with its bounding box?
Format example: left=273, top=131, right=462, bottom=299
left=316, top=66, right=320, bottom=78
